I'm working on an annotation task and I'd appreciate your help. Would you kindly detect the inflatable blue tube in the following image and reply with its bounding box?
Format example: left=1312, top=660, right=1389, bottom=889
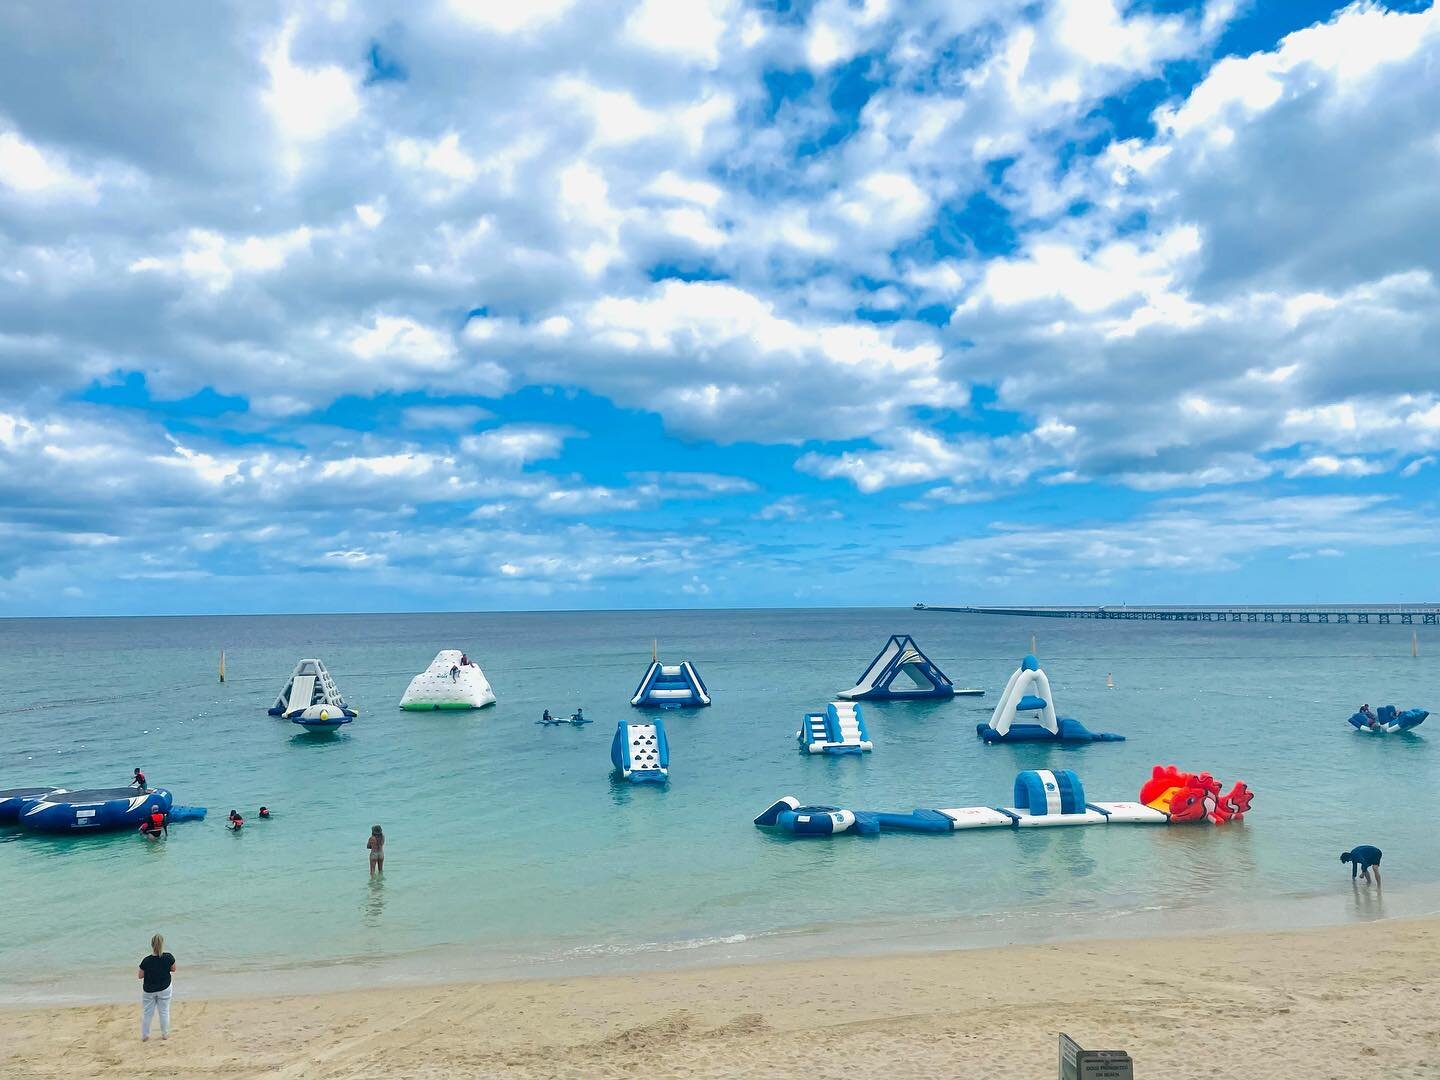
left=0, top=787, right=61, bottom=825
left=168, top=806, right=207, bottom=822
left=976, top=718, right=1125, bottom=744
left=1349, top=706, right=1428, bottom=733
left=21, top=788, right=173, bottom=833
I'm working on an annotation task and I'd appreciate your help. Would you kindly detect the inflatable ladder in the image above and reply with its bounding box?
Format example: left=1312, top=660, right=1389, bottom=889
left=798, top=702, right=873, bottom=754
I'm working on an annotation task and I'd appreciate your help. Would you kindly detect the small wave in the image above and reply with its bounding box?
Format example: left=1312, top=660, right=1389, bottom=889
left=555, top=932, right=756, bottom=960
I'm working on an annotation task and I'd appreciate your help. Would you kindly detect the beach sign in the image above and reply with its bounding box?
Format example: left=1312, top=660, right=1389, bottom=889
left=1059, top=1033, right=1133, bottom=1080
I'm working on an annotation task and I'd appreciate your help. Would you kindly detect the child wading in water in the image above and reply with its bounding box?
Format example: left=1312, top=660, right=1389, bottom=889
left=367, top=825, right=385, bottom=877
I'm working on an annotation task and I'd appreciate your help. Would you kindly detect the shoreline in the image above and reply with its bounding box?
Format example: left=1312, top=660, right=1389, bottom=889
left=6, top=916, right=1439, bottom=1079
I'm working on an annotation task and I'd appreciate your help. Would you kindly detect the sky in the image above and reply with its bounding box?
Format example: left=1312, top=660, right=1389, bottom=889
left=0, top=0, right=1437, bottom=615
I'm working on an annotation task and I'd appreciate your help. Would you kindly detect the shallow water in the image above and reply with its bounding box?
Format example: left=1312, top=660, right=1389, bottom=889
left=1, top=609, right=1435, bottom=1002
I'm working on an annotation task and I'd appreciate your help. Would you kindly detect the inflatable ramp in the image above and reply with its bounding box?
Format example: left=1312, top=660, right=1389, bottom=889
left=611, top=719, right=669, bottom=783
left=631, top=659, right=710, bottom=708
left=838, top=635, right=969, bottom=700
left=400, top=650, right=496, bottom=710
left=754, top=769, right=1232, bottom=838
left=797, top=702, right=873, bottom=754
left=976, top=654, right=1122, bottom=743
left=268, top=658, right=357, bottom=720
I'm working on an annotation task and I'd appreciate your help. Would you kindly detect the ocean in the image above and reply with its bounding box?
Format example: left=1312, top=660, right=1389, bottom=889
left=1, top=608, right=1435, bottom=1004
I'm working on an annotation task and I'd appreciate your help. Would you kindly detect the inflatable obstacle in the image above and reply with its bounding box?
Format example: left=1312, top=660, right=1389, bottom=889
left=269, top=659, right=357, bottom=724
left=797, top=702, right=873, bottom=754
left=838, top=635, right=974, bottom=700
left=21, top=788, right=174, bottom=833
left=755, top=766, right=1251, bottom=838
left=631, top=658, right=710, bottom=708
left=1348, top=705, right=1427, bottom=734
left=976, top=654, right=1123, bottom=743
left=400, top=650, right=496, bottom=710
left=0, top=787, right=61, bottom=825
left=1139, top=765, right=1253, bottom=823
left=611, top=718, right=669, bottom=783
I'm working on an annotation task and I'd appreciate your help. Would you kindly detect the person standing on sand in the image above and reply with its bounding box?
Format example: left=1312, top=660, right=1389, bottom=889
left=137, top=934, right=175, bottom=1041
left=1342, top=845, right=1382, bottom=886
left=367, top=825, right=385, bottom=877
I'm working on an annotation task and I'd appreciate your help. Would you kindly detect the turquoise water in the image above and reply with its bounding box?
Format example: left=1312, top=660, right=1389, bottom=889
left=1, top=609, right=1437, bottom=1003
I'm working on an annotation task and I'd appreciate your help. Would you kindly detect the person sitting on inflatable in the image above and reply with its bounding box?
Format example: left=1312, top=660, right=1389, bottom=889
left=1140, top=765, right=1253, bottom=823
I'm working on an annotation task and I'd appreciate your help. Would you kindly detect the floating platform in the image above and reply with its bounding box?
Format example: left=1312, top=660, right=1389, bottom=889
left=21, top=787, right=174, bottom=833
left=755, top=767, right=1251, bottom=838
left=400, top=650, right=496, bottom=710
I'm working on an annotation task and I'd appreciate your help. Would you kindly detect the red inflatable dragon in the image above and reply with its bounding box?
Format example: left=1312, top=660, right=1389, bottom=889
left=1140, top=765, right=1253, bottom=823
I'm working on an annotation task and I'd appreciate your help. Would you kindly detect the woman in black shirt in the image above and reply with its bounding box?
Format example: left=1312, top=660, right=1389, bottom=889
left=137, top=934, right=175, bottom=1041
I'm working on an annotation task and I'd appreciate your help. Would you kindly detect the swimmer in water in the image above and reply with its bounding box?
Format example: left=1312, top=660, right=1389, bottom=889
left=258, top=806, right=270, bottom=819
left=226, top=810, right=244, bottom=832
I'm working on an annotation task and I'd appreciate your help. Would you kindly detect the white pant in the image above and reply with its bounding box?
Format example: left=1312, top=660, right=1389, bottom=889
left=141, top=986, right=172, bottom=1038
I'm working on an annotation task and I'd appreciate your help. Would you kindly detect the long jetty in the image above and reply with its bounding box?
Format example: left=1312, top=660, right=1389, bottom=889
left=915, top=604, right=1440, bottom=624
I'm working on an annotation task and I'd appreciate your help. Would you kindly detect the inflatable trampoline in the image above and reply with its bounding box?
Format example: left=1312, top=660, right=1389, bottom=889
left=1348, top=705, right=1427, bottom=734
left=0, top=787, right=61, bottom=825
left=21, top=787, right=174, bottom=833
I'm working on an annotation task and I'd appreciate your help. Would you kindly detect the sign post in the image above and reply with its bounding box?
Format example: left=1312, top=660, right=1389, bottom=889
left=1059, top=1033, right=1134, bottom=1080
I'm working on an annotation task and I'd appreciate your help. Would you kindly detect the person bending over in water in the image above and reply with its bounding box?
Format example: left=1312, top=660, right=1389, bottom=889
left=139, top=805, right=168, bottom=840
left=367, top=825, right=385, bottom=877
left=226, top=810, right=244, bottom=832
left=1342, top=845, right=1382, bottom=886
left=132, top=768, right=147, bottom=791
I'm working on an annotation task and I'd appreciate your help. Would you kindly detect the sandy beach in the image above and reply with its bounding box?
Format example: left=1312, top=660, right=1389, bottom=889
left=4, top=917, right=1438, bottom=1079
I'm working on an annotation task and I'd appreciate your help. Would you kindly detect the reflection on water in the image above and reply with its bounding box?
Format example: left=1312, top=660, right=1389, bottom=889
left=364, top=877, right=386, bottom=926
left=1352, top=880, right=1386, bottom=920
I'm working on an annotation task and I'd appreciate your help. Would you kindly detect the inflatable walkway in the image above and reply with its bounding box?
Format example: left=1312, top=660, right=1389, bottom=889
left=755, top=766, right=1252, bottom=837
left=797, top=702, right=873, bottom=754
left=838, top=635, right=974, bottom=700
left=611, top=718, right=669, bottom=782
left=21, top=787, right=174, bottom=833
left=1348, top=705, right=1427, bottom=734
left=976, top=654, right=1122, bottom=743
left=400, top=650, right=496, bottom=710
left=269, top=659, right=357, bottom=724
left=631, top=658, right=710, bottom=708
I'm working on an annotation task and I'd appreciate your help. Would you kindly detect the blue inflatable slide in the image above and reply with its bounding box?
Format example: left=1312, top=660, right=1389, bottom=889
left=837, top=635, right=959, bottom=701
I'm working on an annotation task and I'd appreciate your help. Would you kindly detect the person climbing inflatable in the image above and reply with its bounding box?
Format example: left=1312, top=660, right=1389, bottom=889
left=1139, top=765, right=1253, bottom=823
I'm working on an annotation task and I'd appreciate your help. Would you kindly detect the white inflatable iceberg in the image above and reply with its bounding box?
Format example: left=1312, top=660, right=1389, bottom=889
left=400, top=650, right=496, bottom=710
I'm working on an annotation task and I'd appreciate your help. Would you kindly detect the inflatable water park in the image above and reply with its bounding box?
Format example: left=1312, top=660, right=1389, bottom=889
left=797, top=701, right=873, bottom=754
left=611, top=718, right=669, bottom=783
left=837, top=635, right=979, bottom=700
left=1348, top=704, right=1427, bottom=734
left=400, top=650, right=496, bottom=710
left=269, top=658, right=357, bottom=730
left=976, top=655, right=1123, bottom=744
left=755, top=766, right=1252, bottom=837
left=19, top=787, right=174, bottom=833
left=631, top=654, right=710, bottom=708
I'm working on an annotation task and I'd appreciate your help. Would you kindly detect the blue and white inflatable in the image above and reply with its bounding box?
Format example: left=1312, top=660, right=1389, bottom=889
left=269, top=658, right=358, bottom=723
left=797, top=701, right=873, bottom=754
left=21, top=787, right=174, bottom=833
left=0, top=787, right=61, bottom=825
left=611, top=718, right=670, bottom=783
left=837, top=635, right=958, bottom=701
left=630, top=659, right=710, bottom=709
left=1348, top=705, right=1427, bottom=734
left=755, top=769, right=1167, bottom=838
left=976, top=655, right=1123, bottom=744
